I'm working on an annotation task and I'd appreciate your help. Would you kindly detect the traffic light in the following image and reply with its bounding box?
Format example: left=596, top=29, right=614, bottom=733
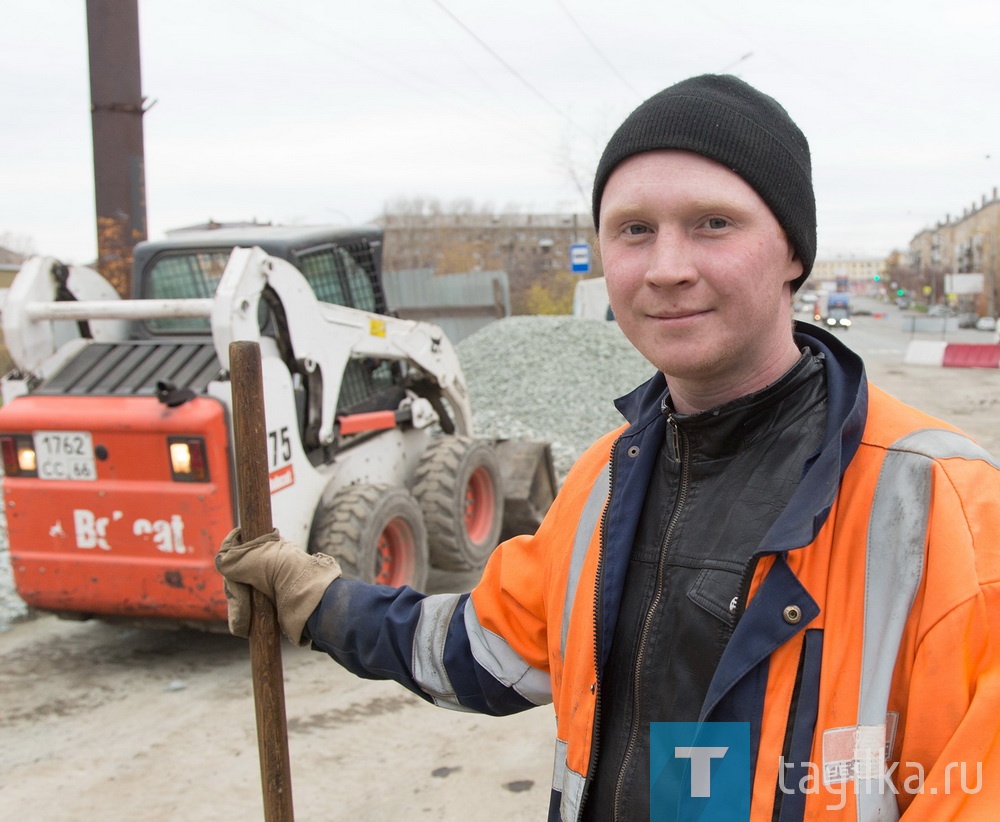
left=873, top=274, right=881, bottom=282
left=896, top=288, right=906, bottom=297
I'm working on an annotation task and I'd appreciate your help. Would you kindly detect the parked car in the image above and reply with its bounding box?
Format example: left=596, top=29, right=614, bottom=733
left=975, top=316, right=997, bottom=332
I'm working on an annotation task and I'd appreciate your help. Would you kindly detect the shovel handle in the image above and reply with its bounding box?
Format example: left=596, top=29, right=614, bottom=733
left=229, top=340, right=295, bottom=822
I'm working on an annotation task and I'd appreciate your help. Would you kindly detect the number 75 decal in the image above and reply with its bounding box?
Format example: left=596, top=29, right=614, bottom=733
left=267, top=426, right=292, bottom=468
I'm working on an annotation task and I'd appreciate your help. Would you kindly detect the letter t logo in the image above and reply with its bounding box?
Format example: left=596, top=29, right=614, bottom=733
left=674, top=746, right=729, bottom=797
left=650, top=723, right=750, bottom=820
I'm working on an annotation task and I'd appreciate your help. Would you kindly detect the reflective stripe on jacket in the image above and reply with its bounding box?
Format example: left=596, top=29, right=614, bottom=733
left=308, top=322, right=1000, bottom=820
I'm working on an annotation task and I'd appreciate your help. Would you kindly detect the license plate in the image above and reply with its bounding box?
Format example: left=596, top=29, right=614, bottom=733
left=33, top=431, right=97, bottom=481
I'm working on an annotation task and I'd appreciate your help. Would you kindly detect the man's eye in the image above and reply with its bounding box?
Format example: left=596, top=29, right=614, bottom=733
left=705, top=217, right=729, bottom=229
left=625, top=224, right=649, bottom=235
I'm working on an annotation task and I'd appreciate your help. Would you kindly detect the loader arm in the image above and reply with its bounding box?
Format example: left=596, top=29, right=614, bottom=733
left=4, top=248, right=474, bottom=446
left=210, top=246, right=473, bottom=445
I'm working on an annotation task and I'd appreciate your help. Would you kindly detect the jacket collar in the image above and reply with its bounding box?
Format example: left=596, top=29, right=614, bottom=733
left=611, top=320, right=868, bottom=549
left=613, top=370, right=667, bottom=431
left=662, top=350, right=825, bottom=462
left=768, top=321, right=868, bottom=551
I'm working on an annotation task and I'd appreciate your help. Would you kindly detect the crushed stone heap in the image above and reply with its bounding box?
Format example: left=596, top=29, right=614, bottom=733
left=457, top=315, right=652, bottom=481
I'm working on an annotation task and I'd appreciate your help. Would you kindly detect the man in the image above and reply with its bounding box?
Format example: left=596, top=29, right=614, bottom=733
left=217, top=75, right=1000, bottom=820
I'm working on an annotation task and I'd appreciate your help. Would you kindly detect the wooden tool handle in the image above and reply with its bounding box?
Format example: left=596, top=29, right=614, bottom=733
left=229, top=340, right=295, bottom=822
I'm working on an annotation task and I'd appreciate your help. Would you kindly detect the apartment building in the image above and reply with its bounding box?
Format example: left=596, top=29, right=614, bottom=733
left=909, top=188, right=1000, bottom=315
left=379, top=210, right=599, bottom=314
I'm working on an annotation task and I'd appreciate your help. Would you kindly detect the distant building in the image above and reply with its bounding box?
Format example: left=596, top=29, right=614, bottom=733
left=810, top=257, right=887, bottom=288
left=908, top=187, right=1000, bottom=316
left=381, top=211, right=595, bottom=272
left=380, top=211, right=597, bottom=314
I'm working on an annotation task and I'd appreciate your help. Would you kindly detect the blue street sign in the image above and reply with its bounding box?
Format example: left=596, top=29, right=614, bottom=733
left=570, top=243, right=590, bottom=273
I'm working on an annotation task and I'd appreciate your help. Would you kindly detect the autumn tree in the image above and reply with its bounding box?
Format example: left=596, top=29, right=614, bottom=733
left=524, top=269, right=578, bottom=315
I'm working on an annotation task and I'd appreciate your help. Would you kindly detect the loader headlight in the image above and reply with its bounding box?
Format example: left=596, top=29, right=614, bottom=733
left=0, top=435, right=38, bottom=477
left=168, top=437, right=209, bottom=482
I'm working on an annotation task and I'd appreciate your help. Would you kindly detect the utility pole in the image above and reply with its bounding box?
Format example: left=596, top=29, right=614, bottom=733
left=86, top=0, right=147, bottom=296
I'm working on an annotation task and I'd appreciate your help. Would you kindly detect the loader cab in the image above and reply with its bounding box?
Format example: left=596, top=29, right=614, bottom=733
left=131, top=224, right=389, bottom=333
left=130, top=224, right=407, bottom=438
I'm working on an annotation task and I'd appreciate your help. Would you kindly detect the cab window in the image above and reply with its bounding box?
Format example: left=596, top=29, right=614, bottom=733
left=142, top=251, right=230, bottom=333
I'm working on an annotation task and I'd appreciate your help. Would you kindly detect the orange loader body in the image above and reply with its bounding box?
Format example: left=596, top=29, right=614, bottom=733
left=2, top=395, right=234, bottom=623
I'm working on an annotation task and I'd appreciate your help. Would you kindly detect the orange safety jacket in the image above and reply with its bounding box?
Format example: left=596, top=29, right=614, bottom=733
left=308, top=322, right=1000, bottom=820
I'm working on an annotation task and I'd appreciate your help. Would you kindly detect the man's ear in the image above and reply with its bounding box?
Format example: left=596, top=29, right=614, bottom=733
left=784, top=243, right=804, bottom=286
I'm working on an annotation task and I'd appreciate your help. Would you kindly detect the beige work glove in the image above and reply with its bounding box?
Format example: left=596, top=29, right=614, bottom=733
left=214, top=528, right=341, bottom=647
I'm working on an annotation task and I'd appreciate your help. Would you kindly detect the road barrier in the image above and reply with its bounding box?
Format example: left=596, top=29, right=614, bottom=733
left=905, top=341, right=1000, bottom=368
left=942, top=344, right=1000, bottom=369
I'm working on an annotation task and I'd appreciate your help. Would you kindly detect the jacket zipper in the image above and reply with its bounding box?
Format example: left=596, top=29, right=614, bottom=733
left=578, top=437, right=619, bottom=816
left=611, top=413, right=691, bottom=822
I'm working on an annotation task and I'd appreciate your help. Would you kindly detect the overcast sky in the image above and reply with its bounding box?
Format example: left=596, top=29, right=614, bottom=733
left=2, top=0, right=998, bottom=265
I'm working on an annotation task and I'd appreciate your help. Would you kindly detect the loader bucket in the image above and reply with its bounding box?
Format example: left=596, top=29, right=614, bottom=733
left=493, top=439, right=559, bottom=541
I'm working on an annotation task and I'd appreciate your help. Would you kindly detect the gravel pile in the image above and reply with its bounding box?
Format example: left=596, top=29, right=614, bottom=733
left=0, top=316, right=654, bottom=631
left=457, top=315, right=653, bottom=480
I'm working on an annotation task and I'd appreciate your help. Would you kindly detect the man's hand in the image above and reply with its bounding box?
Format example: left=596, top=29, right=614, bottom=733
left=215, top=528, right=342, bottom=647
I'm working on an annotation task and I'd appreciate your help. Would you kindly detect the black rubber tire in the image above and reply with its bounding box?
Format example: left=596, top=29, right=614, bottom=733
left=308, top=484, right=429, bottom=591
left=412, top=436, right=504, bottom=572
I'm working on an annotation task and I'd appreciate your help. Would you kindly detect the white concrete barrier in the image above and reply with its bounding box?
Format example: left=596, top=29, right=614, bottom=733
left=904, top=340, right=948, bottom=366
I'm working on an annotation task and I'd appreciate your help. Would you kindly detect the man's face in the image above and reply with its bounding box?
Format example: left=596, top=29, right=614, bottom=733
left=598, top=149, right=803, bottom=411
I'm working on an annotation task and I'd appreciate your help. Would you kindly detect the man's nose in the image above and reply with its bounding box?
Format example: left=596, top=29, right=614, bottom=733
left=645, top=233, right=699, bottom=287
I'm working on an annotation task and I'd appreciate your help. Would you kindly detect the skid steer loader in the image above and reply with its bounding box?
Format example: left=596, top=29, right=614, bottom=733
left=0, top=225, right=557, bottom=628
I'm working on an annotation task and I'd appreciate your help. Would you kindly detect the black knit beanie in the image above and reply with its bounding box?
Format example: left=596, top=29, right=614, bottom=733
left=592, top=74, right=816, bottom=290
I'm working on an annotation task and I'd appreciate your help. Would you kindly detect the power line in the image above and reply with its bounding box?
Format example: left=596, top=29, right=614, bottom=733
left=236, top=0, right=559, bottom=154
left=428, top=0, right=595, bottom=140
left=718, top=51, right=754, bottom=74
left=555, top=0, right=641, bottom=98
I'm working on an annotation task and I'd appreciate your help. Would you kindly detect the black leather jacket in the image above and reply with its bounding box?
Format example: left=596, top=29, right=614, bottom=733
left=582, top=349, right=828, bottom=821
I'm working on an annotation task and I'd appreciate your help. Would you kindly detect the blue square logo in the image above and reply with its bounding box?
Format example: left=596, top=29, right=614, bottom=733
left=650, top=722, right=751, bottom=821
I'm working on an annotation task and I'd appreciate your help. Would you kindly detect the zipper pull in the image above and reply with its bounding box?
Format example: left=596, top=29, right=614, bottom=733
left=667, top=413, right=680, bottom=458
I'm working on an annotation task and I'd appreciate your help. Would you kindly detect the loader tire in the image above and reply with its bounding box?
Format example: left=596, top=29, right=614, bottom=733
left=412, top=436, right=504, bottom=572
left=308, top=484, right=429, bottom=591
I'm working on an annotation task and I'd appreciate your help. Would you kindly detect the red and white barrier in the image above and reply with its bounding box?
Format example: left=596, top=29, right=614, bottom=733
left=905, top=341, right=1000, bottom=368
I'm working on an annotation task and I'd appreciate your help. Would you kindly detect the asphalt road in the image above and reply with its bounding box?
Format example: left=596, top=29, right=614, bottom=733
left=805, top=294, right=995, bottom=366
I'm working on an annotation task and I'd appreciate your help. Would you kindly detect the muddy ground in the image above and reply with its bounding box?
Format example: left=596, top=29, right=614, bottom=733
left=2, top=339, right=999, bottom=822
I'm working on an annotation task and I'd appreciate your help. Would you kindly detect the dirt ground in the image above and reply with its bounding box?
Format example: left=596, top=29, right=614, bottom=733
left=0, top=608, right=555, bottom=822
left=2, top=354, right=999, bottom=822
